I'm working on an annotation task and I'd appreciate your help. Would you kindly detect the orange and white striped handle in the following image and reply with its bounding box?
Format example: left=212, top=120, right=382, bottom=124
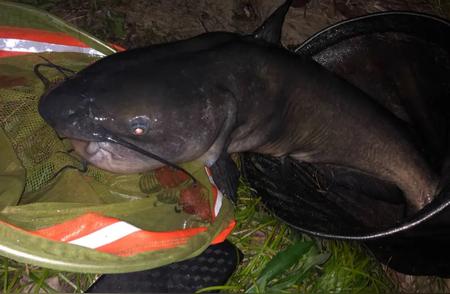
left=0, top=26, right=106, bottom=58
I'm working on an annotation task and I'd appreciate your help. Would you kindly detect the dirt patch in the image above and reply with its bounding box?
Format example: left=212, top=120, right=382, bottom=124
left=383, top=265, right=450, bottom=293
left=47, top=0, right=447, bottom=49
left=335, top=0, right=446, bottom=17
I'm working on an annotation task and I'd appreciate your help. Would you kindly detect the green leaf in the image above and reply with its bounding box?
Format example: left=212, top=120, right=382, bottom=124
left=196, top=285, right=240, bottom=293
left=246, top=239, right=314, bottom=293
left=269, top=252, right=330, bottom=291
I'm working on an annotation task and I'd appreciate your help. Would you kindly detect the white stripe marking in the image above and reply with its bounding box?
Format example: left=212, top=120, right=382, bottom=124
left=0, top=38, right=105, bottom=57
left=205, top=167, right=223, bottom=217
left=68, top=221, right=141, bottom=249
left=214, top=190, right=223, bottom=217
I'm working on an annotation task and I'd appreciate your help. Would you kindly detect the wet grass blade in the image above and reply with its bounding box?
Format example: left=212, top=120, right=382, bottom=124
left=195, top=285, right=240, bottom=293
left=268, top=252, right=330, bottom=292
left=246, top=239, right=314, bottom=293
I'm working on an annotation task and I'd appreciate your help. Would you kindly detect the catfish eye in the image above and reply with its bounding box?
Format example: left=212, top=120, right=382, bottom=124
left=133, top=127, right=145, bottom=136
left=130, top=116, right=150, bottom=136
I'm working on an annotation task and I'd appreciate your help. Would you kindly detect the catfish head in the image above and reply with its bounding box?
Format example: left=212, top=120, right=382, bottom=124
left=37, top=52, right=236, bottom=174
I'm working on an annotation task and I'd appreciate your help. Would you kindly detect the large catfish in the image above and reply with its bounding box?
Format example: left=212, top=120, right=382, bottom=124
left=38, top=0, right=438, bottom=212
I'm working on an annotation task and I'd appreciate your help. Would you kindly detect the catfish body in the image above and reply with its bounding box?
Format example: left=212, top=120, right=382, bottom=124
left=38, top=30, right=437, bottom=211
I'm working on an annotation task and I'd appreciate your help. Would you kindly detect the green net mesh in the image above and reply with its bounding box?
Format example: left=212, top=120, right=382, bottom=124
left=0, top=55, right=93, bottom=194
left=0, top=2, right=234, bottom=273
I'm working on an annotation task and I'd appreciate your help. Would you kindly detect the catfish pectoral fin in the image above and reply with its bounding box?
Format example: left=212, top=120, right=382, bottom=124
left=210, top=152, right=240, bottom=203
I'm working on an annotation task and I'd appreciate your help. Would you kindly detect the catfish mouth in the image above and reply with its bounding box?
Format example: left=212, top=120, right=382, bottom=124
left=70, top=138, right=164, bottom=174
left=71, top=139, right=124, bottom=161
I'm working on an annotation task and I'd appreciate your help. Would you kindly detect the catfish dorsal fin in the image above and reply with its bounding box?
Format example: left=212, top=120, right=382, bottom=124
left=253, top=0, right=293, bottom=44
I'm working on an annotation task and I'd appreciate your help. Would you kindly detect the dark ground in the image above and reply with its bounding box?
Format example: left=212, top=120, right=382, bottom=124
left=19, top=0, right=450, bottom=49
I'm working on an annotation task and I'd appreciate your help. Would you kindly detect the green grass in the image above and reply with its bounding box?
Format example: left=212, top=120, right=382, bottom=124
left=0, top=258, right=96, bottom=293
